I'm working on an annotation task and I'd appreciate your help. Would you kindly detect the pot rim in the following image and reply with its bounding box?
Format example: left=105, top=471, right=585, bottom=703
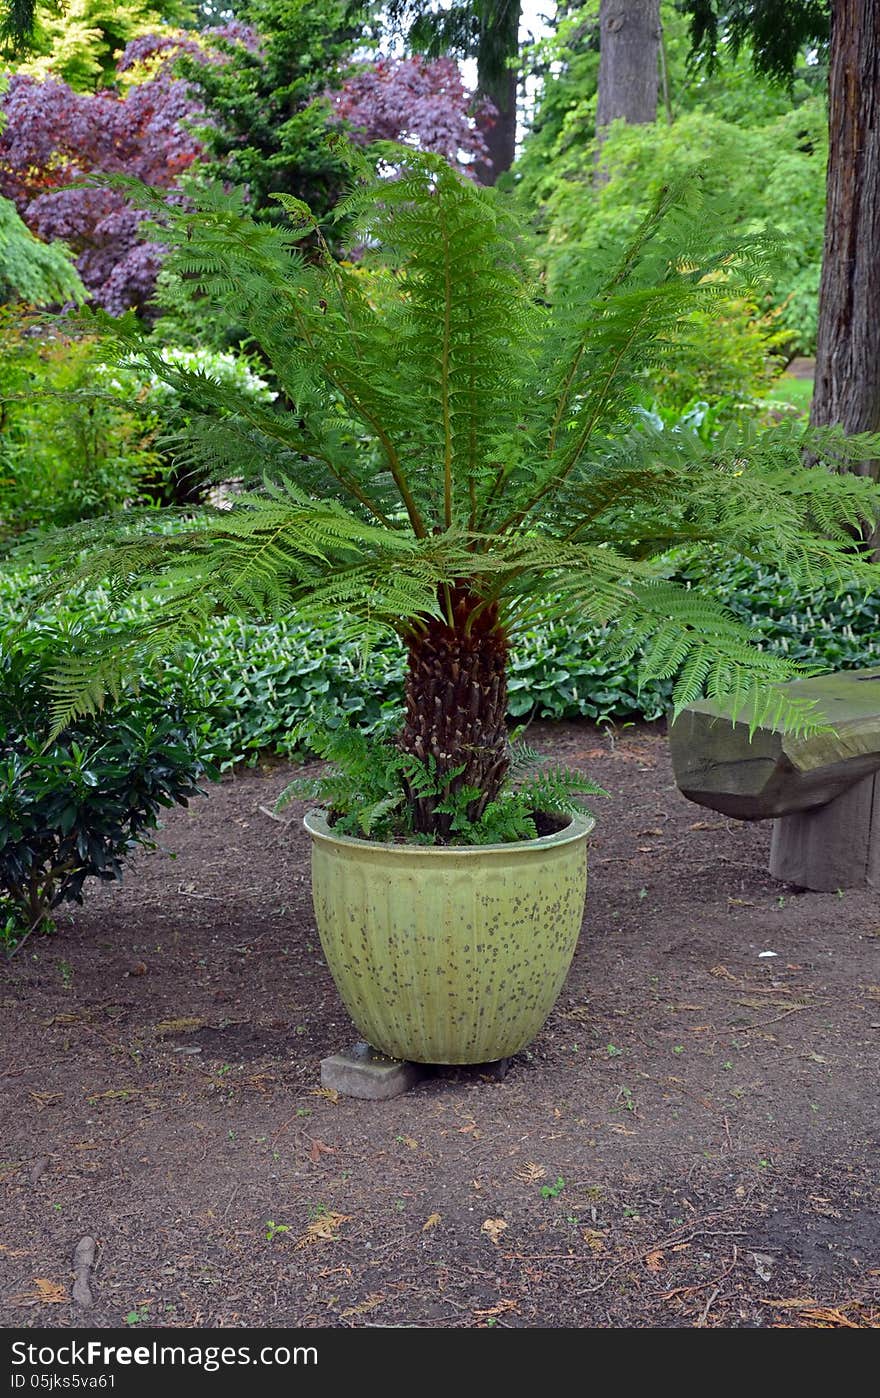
left=303, top=807, right=595, bottom=856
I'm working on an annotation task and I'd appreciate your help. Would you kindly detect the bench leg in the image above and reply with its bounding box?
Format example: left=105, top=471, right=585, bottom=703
left=769, top=772, right=880, bottom=891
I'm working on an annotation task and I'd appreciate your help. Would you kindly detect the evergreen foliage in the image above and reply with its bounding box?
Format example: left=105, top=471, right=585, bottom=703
left=0, top=617, right=211, bottom=937
left=0, top=195, right=85, bottom=306
left=178, top=0, right=374, bottom=223
left=680, top=0, right=830, bottom=85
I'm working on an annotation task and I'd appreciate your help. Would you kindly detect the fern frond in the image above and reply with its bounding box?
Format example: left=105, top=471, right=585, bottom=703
left=30, top=152, right=880, bottom=744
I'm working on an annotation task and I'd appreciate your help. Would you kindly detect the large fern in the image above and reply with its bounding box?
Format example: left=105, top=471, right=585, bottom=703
left=22, top=149, right=880, bottom=823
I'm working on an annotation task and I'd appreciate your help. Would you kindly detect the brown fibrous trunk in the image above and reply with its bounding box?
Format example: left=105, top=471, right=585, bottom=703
left=401, top=585, right=509, bottom=838
left=810, top=0, right=880, bottom=468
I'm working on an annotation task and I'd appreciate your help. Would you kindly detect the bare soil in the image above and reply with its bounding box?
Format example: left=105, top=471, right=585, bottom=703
left=2, top=721, right=879, bottom=1329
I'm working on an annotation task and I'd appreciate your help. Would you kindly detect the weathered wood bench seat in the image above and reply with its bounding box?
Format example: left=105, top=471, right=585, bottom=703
left=669, top=666, right=880, bottom=891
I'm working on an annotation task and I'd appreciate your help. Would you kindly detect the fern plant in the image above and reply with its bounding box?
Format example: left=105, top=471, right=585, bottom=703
left=28, top=148, right=880, bottom=840
left=275, top=713, right=606, bottom=843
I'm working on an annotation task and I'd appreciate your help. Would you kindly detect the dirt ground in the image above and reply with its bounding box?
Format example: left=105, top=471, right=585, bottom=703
left=2, top=720, right=879, bottom=1329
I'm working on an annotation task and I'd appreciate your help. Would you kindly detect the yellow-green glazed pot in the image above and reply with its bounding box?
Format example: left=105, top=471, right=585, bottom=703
left=304, top=810, right=593, bottom=1064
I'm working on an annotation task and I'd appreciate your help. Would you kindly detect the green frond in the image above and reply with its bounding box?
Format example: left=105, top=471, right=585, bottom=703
left=28, top=150, right=880, bottom=739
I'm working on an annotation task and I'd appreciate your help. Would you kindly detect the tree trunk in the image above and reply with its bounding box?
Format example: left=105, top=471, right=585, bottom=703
left=810, top=0, right=880, bottom=483
left=474, top=0, right=521, bottom=185
left=401, top=586, right=509, bottom=838
left=595, top=0, right=661, bottom=175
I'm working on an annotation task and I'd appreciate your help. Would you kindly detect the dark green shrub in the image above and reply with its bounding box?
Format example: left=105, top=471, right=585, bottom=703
left=0, top=621, right=214, bottom=942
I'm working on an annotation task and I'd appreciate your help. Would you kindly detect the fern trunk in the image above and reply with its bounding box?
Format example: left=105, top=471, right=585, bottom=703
left=402, top=586, right=509, bottom=838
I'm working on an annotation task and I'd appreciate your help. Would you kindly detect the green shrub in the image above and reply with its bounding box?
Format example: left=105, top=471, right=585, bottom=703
left=0, top=196, right=85, bottom=307
left=0, top=318, right=159, bottom=545
left=0, top=619, right=213, bottom=942
left=527, top=102, right=827, bottom=362
left=0, top=325, right=277, bottom=542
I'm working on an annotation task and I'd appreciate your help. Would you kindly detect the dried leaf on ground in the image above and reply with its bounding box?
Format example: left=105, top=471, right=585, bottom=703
left=582, top=1229, right=606, bottom=1253
left=295, top=1212, right=351, bottom=1247
left=34, top=1279, right=67, bottom=1303
left=481, top=1218, right=508, bottom=1245
left=762, top=1298, right=880, bottom=1328
left=29, top=1093, right=62, bottom=1108
left=515, top=1162, right=547, bottom=1183
left=808, top=1195, right=841, bottom=1218
left=340, top=1293, right=384, bottom=1318
left=154, top=1018, right=204, bottom=1036
left=474, top=1299, right=518, bottom=1319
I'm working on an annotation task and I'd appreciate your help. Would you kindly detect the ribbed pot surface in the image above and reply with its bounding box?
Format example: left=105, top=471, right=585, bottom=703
left=305, top=811, right=592, bottom=1064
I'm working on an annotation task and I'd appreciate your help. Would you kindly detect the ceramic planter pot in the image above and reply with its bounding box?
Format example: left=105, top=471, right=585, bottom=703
left=304, top=810, right=593, bottom=1064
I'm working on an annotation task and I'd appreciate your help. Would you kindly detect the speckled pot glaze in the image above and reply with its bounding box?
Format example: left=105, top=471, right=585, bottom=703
left=304, top=810, right=593, bottom=1064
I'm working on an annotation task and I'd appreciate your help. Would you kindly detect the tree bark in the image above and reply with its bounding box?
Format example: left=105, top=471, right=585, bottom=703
left=401, top=586, right=509, bottom=838
left=474, top=0, right=521, bottom=185
left=810, top=0, right=880, bottom=481
left=595, top=0, right=661, bottom=142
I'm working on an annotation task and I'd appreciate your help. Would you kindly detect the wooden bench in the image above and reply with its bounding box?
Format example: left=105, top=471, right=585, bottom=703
left=669, top=667, right=880, bottom=891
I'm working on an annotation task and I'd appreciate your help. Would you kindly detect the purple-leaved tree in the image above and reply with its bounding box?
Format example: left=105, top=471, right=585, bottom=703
left=332, top=54, right=493, bottom=173
left=0, top=26, right=253, bottom=314
left=0, top=28, right=494, bottom=312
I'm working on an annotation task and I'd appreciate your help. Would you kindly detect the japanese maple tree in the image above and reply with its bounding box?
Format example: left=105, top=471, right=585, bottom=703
left=0, top=26, right=253, bottom=313
left=332, top=54, right=493, bottom=173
